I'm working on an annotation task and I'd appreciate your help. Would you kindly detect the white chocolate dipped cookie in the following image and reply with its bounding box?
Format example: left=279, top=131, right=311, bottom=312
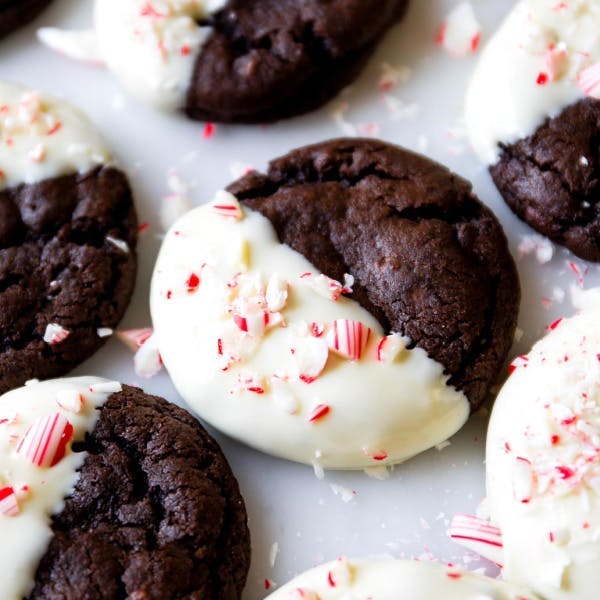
left=265, top=557, right=539, bottom=599
left=465, top=0, right=600, bottom=262
left=486, top=305, right=600, bottom=599
left=0, top=376, right=121, bottom=599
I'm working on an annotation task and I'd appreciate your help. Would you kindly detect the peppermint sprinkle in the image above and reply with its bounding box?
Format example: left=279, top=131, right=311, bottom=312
left=16, top=413, right=74, bottom=468
left=0, top=486, right=20, bottom=517
left=43, top=323, right=70, bottom=345
left=106, top=235, right=130, bottom=253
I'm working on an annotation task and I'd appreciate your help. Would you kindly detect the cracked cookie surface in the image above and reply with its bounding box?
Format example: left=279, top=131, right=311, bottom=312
left=0, top=166, right=137, bottom=393
left=185, top=0, right=408, bottom=122
left=490, top=98, right=600, bottom=262
left=0, top=0, right=52, bottom=38
left=28, top=385, right=251, bottom=600
left=228, top=138, right=520, bottom=409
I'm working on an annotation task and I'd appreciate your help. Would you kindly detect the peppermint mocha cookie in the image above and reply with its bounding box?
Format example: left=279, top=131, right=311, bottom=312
left=0, top=377, right=250, bottom=599
left=466, top=0, right=600, bottom=261
left=0, top=0, right=52, bottom=39
left=91, top=0, right=408, bottom=120
left=266, top=557, right=538, bottom=599
left=150, top=138, right=519, bottom=469
left=0, top=81, right=137, bottom=394
left=486, top=306, right=600, bottom=599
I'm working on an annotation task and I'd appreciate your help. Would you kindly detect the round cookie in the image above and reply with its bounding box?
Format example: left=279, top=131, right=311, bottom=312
left=486, top=305, right=600, bottom=599
left=466, top=0, right=600, bottom=262
left=0, top=377, right=250, bottom=599
left=0, top=81, right=137, bottom=394
left=92, top=0, right=408, bottom=120
left=150, top=138, right=519, bottom=469
left=265, top=557, right=539, bottom=599
left=0, top=0, right=52, bottom=39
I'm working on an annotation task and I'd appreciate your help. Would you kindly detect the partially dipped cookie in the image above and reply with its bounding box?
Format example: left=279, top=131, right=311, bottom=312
left=265, top=557, right=538, bottom=599
left=485, top=305, right=600, bottom=599
left=0, top=0, right=52, bottom=39
left=466, top=0, right=600, bottom=261
left=0, top=81, right=137, bottom=393
left=0, top=377, right=250, bottom=599
left=41, top=0, right=408, bottom=122
left=150, top=139, right=520, bottom=469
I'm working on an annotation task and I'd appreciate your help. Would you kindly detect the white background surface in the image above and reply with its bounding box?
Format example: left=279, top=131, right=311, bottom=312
left=1, top=1, right=599, bottom=597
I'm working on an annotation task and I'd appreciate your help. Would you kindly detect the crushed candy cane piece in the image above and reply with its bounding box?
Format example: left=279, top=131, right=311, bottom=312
left=437, top=2, right=481, bottom=58
left=88, top=381, right=122, bottom=394
left=16, top=413, right=74, bottom=468
left=0, top=486, right=20, bottom=517
left=265, top=274, right=289, bottom=312
left=290, top=334, right=329, bottom=383
left=376, top=334, right=406, bottom=363
left=210, top=190, right=243, bottom=220
left=116, top=328, right=153, bottom=351
left=106, top=235, right=129, bottom=253
left=56, top=389, right=84, bottom=413
left=270, top=378, right=299, bottom=414
left=43, top=323, right=70, bottom=345
left=233, top=310, right=271, bottom=337
left=299, top=272, right=343, bottom=301
left=308, top=403, right=331, bottom=423
left=513, top=457, right=534, bottom=503
left=231, top=372, right=265, bottom=395
left=133, top=333, right=163, bottom=378
left=448, top=513, right=504, bottom=566
left=290, top=589, right=320, bottom=600
left=544, top=44, right=569, bottom=82
left=577, top=62, right=600, bottom=98
left=327, top=557, right=354, bottom=587
left=96, top=327, right=113, bottom=338
left=327, top=320, right=371, bottom=361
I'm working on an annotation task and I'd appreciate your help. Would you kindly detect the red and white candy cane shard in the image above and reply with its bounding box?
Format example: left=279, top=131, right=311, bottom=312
left=56, top=389, right=84, bottom=414
left=0, top=486, right=20, bottom=517
left=43, top=323, right=70, bottom=345
left=210, top=190, right=243, bottom=220
left=376, top=334, right=406, bottom=363
left=578, top=62, right=600, bottom=98
left=327, top=320, right=371, bottom=361
left=437, top=2, right=482, bottom=57
left=186, top=272, right=200, bottom=293
left=290, top=589, right=320, bottom=600
left=363, top=447, right=389, bottom=461
left=544, top=45, right=569, bottom=82
left=133, top=333, right=163, bottom=379
left=299, top=272, right=343, bottom=301
left=233, top=310, right=270, bottom=337
left=116, top=327, right=154, bottom=352
left=308, top=403, right=331, bottom=423
left=513, top=456, right=535, bottom=503
left=449, top=513, right=504, bottom=566
left=88, top=380, right=122, bottom=394
left=327, top=557, right=353, bottom=587
left=291, top=335, right=329, bottom=383
left=16, top=413, right=74, bottom=468
left=265, top=273, right=289, bottom=312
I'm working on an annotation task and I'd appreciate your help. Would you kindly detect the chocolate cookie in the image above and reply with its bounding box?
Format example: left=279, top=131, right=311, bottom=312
left=0, top=81, right=138, bottom=394
left=228, top=138, right=520, bottom=410
left=0, top=377, right=250, bottom=599
left=185, top=0, right=409, bottom=122
left=93, top=0, right=408, bottom=121
left=0, top=0, right=52, bottom=39
left=0, top=167, right=137, bottom=394
left=490, top=98, right=600, bottom=262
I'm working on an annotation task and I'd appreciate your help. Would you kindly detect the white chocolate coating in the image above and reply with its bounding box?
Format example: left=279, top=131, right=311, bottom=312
left=0, top=377, right=121, bottom=600
left=0, top=81, right=111, bottom=191
left=466, top=0, right=600, bottom=164
left=150, top=198, right=469, bottom=470
left=94, top=0, right=227, bottom=110
left=487, top=307, right=600, bottom=599
left=266, top=558, right=539, bottom=599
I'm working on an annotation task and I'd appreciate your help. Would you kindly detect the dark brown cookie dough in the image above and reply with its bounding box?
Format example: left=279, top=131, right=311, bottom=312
left=490, top=97, right=600, bottom=262
left=28, top=385, right=251, bottom=600
left=228, top=138, right=520, bottom=410
left=185, top=0, right=408, bottom=122
left=0, top=0, right=52, bottom=39
left=0, top=166, right=137, bottom=394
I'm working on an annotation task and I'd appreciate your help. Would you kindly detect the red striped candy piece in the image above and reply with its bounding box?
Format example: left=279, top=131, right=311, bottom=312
left=578, top=62, right=600, bottom=98
left=43, top=323, right=70, bottom=345
left=290, top=589, right=320, bottom=600
left=16, top=413, right=74, bottom=468
left=376, top=334, right=406, bottom=363
left=56, top=389, right=84, bottom=414
left=448, top=513, right=503, bottom=566
left=299, top=272, right=343, bottom=301
left=308, top=403, right=331, bottom=423
left=327, top=557, right=353, bottom=587
left=0, top=486, right=19, bottom=517
left=265, top=274, right=289, bottom=312
left=116, top=327, right=153, bottom=352
left=290, top=335, right=329, bottom=383
left=544, top=45, right=568, bottom=82
left=210, top=190, right=243, bottom=220
left=133, top=333, right=163, bottom=379
left=513, top=456, right=534, bottom=503
left=233, top=310, right=270, bottom=337
left=327, top=320, right=371, bottom=361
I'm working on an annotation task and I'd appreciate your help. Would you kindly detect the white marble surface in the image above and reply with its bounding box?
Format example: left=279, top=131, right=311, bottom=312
left=1, top=1, right=599, bottom=597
